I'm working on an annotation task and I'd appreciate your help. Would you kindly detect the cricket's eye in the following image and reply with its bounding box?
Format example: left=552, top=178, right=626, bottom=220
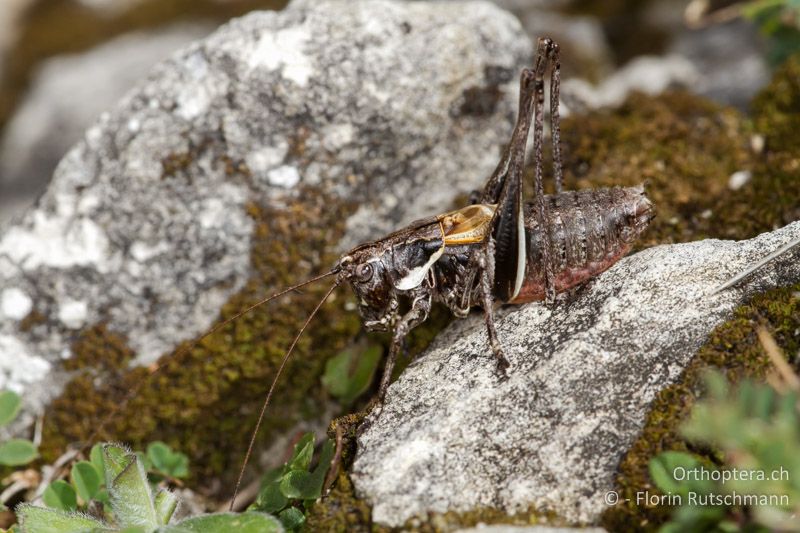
left=355, top=263, right=373, bottom=282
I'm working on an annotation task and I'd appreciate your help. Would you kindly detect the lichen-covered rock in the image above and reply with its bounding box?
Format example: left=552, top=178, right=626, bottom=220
left=0, top=0, right=529, bottom=446
left=0, top=25, right=212, bottom=226
left=351, top=222, right=800, bottom=527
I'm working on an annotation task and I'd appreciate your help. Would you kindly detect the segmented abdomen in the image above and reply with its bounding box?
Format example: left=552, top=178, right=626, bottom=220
left=511, top=186, right=653, bottom=303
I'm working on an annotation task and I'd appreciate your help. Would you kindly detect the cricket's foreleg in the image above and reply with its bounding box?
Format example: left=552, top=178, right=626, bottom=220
left=479, top=240, right=510, bottom=378
left=376, top=290, right=432, bottom=401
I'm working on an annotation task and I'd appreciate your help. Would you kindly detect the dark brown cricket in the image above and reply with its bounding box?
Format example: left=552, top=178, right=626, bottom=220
left=335, top=38, right=654, bottom=395
left=82, top=37, right=655, bottom=510
left=233, top=36, right=655, bottom=506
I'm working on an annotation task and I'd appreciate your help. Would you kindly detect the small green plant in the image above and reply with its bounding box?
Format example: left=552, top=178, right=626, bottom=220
left=650, top=372, right=800, bottom=532
left=0, top=391, right=37, bottom=467
left=252, top=433, right=335, bottom=532
left=321, top=345, right=382, bottom=405
left=743, top=0, right=800, bottom=65
left=16, top=444, right=280, bottom=533
left=37, top=442, right=189, bottom=515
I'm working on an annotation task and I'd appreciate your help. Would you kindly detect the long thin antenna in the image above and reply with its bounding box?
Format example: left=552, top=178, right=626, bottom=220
left=81, top=269, right=339, bottom=454
left=712, top=235, right=800, bottom=295
left=229, top=279, right=340, bottom=510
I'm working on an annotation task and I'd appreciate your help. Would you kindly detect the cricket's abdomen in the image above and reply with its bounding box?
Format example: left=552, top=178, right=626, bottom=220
left=511, top=186, right=653, bottom=303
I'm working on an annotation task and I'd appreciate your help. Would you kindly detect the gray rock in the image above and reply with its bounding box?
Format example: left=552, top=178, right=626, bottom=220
left=0, top=24, right=213, bottom=227
left=560, top=54, right=698, bottom=113
left=668, top=20, right=769, bottom=109
left=351, top=222, right=800, bottom=526
left=0, top=0, right=530, bottom=426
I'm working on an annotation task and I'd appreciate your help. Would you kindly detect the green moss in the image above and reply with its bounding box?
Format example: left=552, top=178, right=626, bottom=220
left=752, top=53, right=800, bottom=155
left=41, top=189, right=362, bottom=489
left=602, top=283, right=800, bottom=532
left=558, top=90, right=752, bottom=246
left=304, top=472, right=372, bottom=532
left=571, top=59, right=800, bottom=532
left=64, top=324, right=135, bottom=372
left=559, top=89, right=799, bottom=244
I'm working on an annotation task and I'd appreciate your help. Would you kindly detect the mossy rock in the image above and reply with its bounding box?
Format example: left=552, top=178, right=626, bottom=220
left=310, top=68, right=800, bottom=530
left=41, top=191, right=364, bottom=487
left=602, top=283, right=800, bottom=532
left=596, top=57, right=800, bottom=532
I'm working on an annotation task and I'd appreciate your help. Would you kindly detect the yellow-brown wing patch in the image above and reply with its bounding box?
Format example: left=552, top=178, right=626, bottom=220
left=438, top=204, right=496, bottom=245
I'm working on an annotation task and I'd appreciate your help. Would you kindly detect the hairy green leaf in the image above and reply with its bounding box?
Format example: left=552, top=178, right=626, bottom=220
left=16, top=503, right=107, bottom=533
left=102, top=444, right=132, bottom=486
left=108, top=453, right=157, bottom=528
left=156, top=511, right=282, bottom=533
left=154, top=489, right=178, bottom=525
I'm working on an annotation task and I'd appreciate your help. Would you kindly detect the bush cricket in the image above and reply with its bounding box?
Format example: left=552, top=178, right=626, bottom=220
left=81, top=37, right=655, bottom=511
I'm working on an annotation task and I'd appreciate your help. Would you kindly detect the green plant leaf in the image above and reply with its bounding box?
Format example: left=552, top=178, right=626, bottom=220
left=0, top=438, right=37, bottom=466
left=90, top=443, right=105, bottom=478
left=16, top=503, right=107, bottom=533
left=42, top=480, right=78, bottom=512
left=147, top=442, right=189, bottom=478
left=0, top=391, right=21, bottom=427
left=287, top=434, right=314, bottom=472
left=102, top=444, right=132, bottom=486
left=280, top=470, right=314, bottom=500
left=108, top=452, right=158, bottom=529
left=649, top=451, right=709, bottom=496
left=156, top=511, right=282, bottom=533
left=71, top=461, right=102, bottom=502
left=154, top=489, right=178, bottom=525
left=280, top=439, right=335, bottom=501
left=278, top=507, right=305, bottom=531
left=322, top=345, right=381, bottom=403
left=255, top=479, right=288, bottom=513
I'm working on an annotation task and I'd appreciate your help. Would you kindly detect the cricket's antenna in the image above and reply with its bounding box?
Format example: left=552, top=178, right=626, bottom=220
left=712, top=235, right=800, bottom=295
left=229, top=279, right=341, bottom=510
left=81, top=268, right=339, bottom=456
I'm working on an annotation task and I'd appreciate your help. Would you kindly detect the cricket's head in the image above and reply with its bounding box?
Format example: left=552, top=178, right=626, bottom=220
left=336, top=243, right=397, bottom=331
left=618, top=184, right=655, bottom=244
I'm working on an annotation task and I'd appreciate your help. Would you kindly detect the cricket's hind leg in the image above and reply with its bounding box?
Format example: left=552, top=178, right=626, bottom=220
left=531, top=36, right=559, bottom=304
left=547, top=38, right=563, bottom=195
